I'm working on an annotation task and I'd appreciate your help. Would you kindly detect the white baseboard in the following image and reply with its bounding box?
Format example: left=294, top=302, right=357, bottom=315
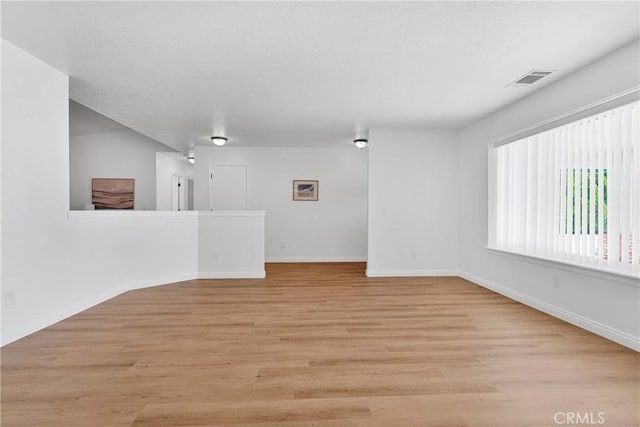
left=365, top=269, right=460, bottom=277
left=266, top=257, right=367, bottom=263
left=2, top=285, right=125, bottom=347
left=1, top=272, right=198, bottom=347
left=459, top=271, right=640, bottom=352
left=198, top=271, right=266, bottom=279
left=125, top=272, right=198, bottom=290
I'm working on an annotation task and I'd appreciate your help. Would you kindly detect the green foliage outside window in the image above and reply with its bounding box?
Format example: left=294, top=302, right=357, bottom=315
left=563, top=169, right=607, bottom=235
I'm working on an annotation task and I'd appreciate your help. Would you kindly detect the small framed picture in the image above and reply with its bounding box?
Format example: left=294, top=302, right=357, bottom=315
left=293, top=180, right=319, bottom=201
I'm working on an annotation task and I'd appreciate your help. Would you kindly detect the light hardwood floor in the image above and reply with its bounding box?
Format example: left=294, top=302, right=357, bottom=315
left=1, top=263, right=638, bottom=426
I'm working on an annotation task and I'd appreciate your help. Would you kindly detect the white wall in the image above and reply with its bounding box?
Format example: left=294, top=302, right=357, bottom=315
left=198, top=211, right=265, bottom=278
left=2, top=39, right=71, bottom=345
left=69, top=115, right=177, bottom=210
left=458, top=39, right=640, bottom=350
left=366, top=129, right=459, bottom=277
left=194, top=146, right=368, bottom=262
left=156, top=153, right=194, bottom=210
left=1, top=40, right=199, bottom=345
left=0, top=37, right=3, bottom=347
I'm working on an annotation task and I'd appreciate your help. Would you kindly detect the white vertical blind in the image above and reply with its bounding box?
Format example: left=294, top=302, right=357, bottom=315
left=491, top=101, right=639, bottom=274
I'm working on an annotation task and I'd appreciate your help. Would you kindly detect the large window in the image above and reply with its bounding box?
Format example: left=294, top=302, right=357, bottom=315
left=490, top=98, right=639, bottom=276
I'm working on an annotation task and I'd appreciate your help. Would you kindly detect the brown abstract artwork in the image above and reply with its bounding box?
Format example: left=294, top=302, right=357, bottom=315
left=92, top=178, right=134, bottom=209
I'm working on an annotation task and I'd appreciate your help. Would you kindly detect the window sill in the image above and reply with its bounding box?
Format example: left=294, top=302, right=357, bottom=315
left=67, top=210, right=199, bottom=219
left=67, top=210, right=266, bottom=220
left=486, top=246, right=640, bottom=287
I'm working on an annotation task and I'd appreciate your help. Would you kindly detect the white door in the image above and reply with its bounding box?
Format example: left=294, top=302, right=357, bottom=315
left=171, top=175, right=185, bottom=211
left=209, top=165, right=247, bottom=211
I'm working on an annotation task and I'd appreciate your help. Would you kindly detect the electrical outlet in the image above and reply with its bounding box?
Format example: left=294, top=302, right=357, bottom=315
left=3, top=290, right=16, bottom=306
left=410, top=251, right=417, bottom=259
left=280, top=242, right=286, bottom=250
left=552, top=276, right=561, bottom=288
left=212, top=250, right=220, bottom=261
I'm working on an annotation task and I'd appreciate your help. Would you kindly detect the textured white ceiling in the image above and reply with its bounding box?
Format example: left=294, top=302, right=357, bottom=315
left=69, top=101, right=125, bottom=138
left=2, top=2, right=639, bottom=152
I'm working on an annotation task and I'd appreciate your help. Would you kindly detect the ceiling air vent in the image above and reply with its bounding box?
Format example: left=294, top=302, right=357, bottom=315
left=508, top=70, right=554, bottom=87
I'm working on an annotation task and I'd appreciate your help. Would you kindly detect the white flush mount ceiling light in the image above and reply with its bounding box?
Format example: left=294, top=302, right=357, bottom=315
left=211, top=136, right=228, bottom=147
left=354, top=138, right=368, bottom=149
left=187, top=152, right=195, bottom=164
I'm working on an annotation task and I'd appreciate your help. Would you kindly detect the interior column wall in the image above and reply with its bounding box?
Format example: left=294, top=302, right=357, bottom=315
left=366, top=129, right=460, bottom=277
